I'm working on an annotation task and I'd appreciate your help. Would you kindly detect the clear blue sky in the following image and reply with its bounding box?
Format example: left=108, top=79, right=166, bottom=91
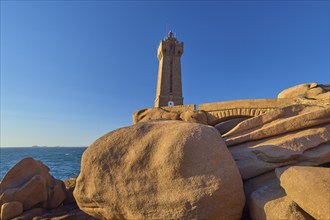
left=1, top=1, right=329, bottom=147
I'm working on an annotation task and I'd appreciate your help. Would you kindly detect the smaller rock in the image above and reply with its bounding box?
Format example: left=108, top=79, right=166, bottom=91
left=63, top=178, right=76, bottom=205
left=180, top=110, right=208, bottom=124
left=309, top=82, right=318, bottom=88
left=276, top=166, right=330, bottom=220
left=132, top=108, right=180, bottom=124
left=1, top=201, right=23, bottom=220
left=278, top=82, right=329, bottom=99
left=64, top=178, right=76, bottom=189
left=1, top=174, right=48, bottom=210
left=43, top=179, right=66, bottom=208
left=0, top=157, right=67, bottom=211
left=249, top=182, right=313, bottom=220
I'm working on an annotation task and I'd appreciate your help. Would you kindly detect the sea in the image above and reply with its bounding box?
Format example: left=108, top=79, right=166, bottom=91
left=0, top=147, right=87, bottom=181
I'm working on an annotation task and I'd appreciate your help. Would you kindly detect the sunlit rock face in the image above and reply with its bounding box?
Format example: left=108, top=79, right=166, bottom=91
left=224, top=104, right=330, bottom=179
left=0, top=158, right=67, bottom=219
left=277, top=82, right=330, bottom=100
left=276, top=166, right=330, bottom=220
left=74, top=120, right=245, bottom=220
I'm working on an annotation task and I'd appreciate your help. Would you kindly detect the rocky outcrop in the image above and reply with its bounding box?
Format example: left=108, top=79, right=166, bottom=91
left=0, top=158, right=96, bottom=220
left=278, top=82, right=330, bottom=99
left=212, top=83, right=329, bottom=219
left=244, top=165, right=330, bottom=220
left=132, top=99, right=295, bottom=126
left=276, top=166, right=330, bottom=220
left=230, top=137, right=329, bottom=180
left=0, top=157, right=66, bottom=217
left=133, top=108, right=209, bottom=125
left=134, top=83, right=330, bottom=126
left=225, top=104, right=330, bottom=179
left=223, top=105, right=330, bottom=146
left=74, top=120, right=245, bottom=220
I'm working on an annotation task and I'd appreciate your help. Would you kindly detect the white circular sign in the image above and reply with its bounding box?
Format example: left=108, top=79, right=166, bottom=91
left=168, top=101, right=174, bottom=106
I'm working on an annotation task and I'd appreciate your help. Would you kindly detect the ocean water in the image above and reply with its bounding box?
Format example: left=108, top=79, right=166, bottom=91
left=0, top=147, right=87, bottom=181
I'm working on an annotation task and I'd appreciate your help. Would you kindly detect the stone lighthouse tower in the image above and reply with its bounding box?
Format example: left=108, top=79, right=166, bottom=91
left=154, top=31, right=184, bottom=107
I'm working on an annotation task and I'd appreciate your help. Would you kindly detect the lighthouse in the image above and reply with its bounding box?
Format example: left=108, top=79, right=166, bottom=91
left=154, top=31, right=184, bottom=107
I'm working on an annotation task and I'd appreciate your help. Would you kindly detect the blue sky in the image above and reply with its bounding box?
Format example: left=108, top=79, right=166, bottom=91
left=1, top=1, right=329, bottom=147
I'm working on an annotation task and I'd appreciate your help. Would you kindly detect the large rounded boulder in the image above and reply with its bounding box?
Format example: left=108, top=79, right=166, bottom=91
left=74, top=120, right=245, bottom=220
